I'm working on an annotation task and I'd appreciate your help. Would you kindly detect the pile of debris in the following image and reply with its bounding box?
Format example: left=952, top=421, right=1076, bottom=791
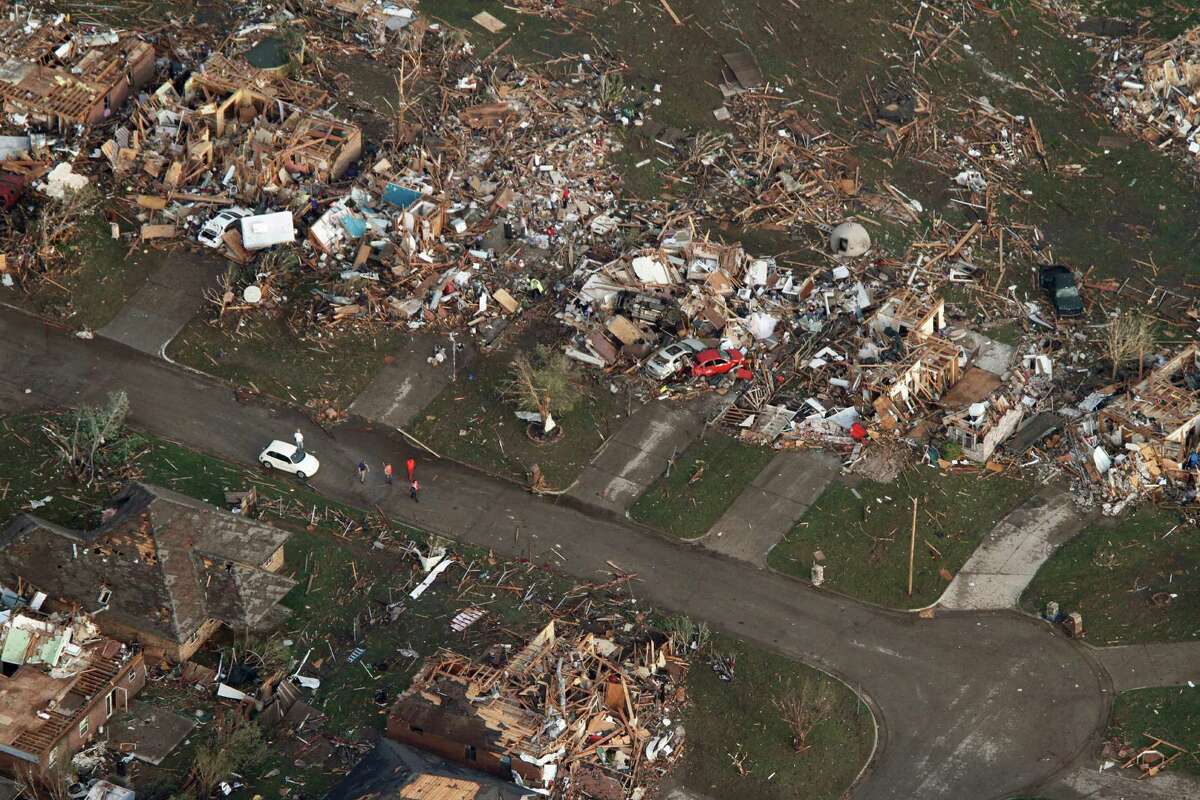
left=388, top=619, right=687, bottom=799
left=1097, top=25, right=1200, bottom=163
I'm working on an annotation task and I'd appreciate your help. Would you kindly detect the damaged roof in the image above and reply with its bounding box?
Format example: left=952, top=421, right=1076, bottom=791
left=0, top=482, right=295, bottom=645
left=326, top=738, right=530, bottom=800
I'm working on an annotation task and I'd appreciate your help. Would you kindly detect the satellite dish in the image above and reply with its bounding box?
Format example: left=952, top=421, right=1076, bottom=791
left=243, top=285, right=263, bottom=304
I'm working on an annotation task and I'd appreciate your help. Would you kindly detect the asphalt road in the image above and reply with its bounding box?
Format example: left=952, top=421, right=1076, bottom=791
left=0, top=306, right=1110, bottom=800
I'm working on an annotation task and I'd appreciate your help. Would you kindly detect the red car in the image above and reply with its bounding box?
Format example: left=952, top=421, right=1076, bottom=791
left=691, top=348, right=745, bottom=377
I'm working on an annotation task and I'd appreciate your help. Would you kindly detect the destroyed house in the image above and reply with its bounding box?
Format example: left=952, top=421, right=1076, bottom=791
left=111, top=53, right=361, bottom=204
left=0, top=483, right=295, bottom=662
left=387, top=655, right=550, bottom=787
left=942, top=389, right=1024, bottom=463
left=184, top=54, right=361, bottom=180
left=1099, top=344, right=1200, bottom=463
left=0, top=611, right=145, bottom=783
left=0, top=19, right=153, bottom=127
left=388, top=621, right=687, bottom=799
left=859, top=292, right=958, bottom=426
left=868, top=290, right=946, bottom=341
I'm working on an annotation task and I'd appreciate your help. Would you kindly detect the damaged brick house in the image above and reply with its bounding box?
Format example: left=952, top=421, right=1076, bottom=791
left=0, top=18, right=154, bottom=128
left=0, top=483, right=295, bottom=663
left=0, top=611, right=145, bottom=783
left=1098, top=343, right=1200, bottom=465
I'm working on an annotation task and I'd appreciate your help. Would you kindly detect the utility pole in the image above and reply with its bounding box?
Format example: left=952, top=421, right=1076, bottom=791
left=449, top=331, right=457, bottom=382
left=908, top=497, right=918, bottom=597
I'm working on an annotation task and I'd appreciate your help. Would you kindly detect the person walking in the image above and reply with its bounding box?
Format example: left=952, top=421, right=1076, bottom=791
left=406, top=458, right=416, bottom=483
left=409, top=479, right=420, bottom=502
left=294, top=429, right=304, bottom=454
left=384, top=462, right=394, bottom=485
left=357, top=461, right=369, bottom=483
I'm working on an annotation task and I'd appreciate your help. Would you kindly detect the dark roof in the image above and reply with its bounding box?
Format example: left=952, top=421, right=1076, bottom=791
left=325, top=738, right=530, bottom=800
left=0, top=482, right=294, bottom=645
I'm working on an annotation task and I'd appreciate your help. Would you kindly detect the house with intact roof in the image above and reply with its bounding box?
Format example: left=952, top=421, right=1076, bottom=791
left=0, top=483, right=295, bottom=662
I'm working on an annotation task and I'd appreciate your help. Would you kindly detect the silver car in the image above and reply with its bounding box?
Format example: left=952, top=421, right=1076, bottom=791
left=643, top=338, right=705, bottom=380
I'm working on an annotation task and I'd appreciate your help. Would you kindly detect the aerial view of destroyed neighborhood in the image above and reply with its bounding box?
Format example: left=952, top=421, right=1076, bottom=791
left=6, top=1, right=1200, bottom=800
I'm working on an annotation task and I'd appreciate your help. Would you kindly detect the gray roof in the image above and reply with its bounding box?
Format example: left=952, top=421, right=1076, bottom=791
left=0, top=482, right=294, bottom=645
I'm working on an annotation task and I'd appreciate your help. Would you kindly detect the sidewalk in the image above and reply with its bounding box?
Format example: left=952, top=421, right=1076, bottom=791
left=702, top=449, right=840, bottom=565
left=1051, top=763, right=1200, bottom=799
left=940, top=485, right=1087, bottom=610
left=1094, top=641, right=1200, bottom=691
left=567, top=400, right=707, bottom=513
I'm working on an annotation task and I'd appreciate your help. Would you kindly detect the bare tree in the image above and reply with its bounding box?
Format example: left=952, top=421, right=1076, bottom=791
left=1102, top=313, right=1155, bottom=380
left=774, top=678, right=835, bottom=754
left=42, top=391, right=130, bottom=484
left=501, top=345, right=583, bottom=434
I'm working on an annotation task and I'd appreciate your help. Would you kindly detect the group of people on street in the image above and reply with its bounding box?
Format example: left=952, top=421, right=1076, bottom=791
left=290, top=429, right=422, bottom=501
left=358, top=456, right=420, bottom=501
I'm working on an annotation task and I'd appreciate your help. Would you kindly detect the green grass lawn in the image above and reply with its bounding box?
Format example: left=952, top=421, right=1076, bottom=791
left=1, top=410, right=871, bottom=798
left=409, top=349, right=626, bottom=489
left=768, top=467, right=1033, bottom=608
left=168, top=314, right=406, bottom=409
left=678, top=633, right=873, bottom=800
left=16, top=212, right=161, bottom=331
left=629, top=434, right=776, bottom=539
left=1022, top=508, right=1200, bottom=645
left=1109, top=687, right=1200, bottom=775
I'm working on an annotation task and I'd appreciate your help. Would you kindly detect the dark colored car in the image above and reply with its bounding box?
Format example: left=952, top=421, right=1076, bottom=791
left=1039, top=265, right=1084, bottom=318
left=691, top=348, right=745, bottom=377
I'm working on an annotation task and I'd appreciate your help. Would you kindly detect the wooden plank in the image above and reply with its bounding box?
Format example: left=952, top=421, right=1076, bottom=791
left=167, top=191, right=235, bottom=205
left=492, top=288, right=519, bottom=314
left=140, top=223, right=176, bottom=240
left=135, top=194, right=168, bottom=210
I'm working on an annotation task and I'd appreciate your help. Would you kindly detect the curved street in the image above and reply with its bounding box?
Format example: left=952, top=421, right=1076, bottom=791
left=0, top=306, right=1140, bottom=799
